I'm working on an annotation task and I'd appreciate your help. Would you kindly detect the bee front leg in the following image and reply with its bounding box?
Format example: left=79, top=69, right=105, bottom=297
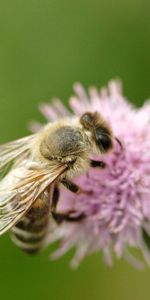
left=61, top=177, right=93, bottom=195
left=50, top=185, right=85, bottom=224
left=90, top=160, right=106, bottom=168
left=61, top=178, right=81, bottom=194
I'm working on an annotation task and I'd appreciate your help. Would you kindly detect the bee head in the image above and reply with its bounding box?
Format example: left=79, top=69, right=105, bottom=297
left=80, top=112, right=113, bottom=153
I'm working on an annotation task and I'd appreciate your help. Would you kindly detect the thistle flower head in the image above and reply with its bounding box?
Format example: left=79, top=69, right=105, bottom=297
left=31, top=80, right=150, bottom=268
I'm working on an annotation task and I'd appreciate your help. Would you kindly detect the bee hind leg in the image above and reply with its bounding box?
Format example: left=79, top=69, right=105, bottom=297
left=52, top=210, right=85, bottom=224
left=50, top=185, right=85, bottom=224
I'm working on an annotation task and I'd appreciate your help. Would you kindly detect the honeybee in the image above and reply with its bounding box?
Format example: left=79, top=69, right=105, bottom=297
left=0, top=112, right=117, bottom=253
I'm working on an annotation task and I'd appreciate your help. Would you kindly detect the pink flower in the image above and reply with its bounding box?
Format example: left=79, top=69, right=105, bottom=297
left=30, top=80, right=150, bottom=268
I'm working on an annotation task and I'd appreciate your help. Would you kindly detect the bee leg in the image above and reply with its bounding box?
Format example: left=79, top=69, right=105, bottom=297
left=51, top=185, right=85, bottom=224
left=51, top=185, right=60, bottom=212
left=60, top=211, right=85, bottom=222
left=61, top=178, right=81, bottom=194
left=50, top=186, right=63, bottom=224
left=52, top=210, right=85, bottom=224
left=90, top=160, right=106, bottom=168
left=61, top=178, right=93, bottom=195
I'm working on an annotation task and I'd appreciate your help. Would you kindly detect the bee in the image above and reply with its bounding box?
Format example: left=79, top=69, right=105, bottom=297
left=0, top=112, right=117, bottom=254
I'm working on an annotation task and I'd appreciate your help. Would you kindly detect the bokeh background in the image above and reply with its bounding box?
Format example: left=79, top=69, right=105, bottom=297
left=0, top=1, right=150, bottom=300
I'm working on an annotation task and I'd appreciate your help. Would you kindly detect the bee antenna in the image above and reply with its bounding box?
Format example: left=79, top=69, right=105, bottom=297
left=115, top=137, right=123, bottom=150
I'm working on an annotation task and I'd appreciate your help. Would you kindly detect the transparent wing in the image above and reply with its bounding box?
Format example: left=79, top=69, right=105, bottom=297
left=0, top=135, right=35, bottom=171
left=0, top=162, right=67, bottom=235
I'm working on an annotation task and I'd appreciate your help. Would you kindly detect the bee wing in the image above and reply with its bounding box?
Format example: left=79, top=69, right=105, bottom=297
left=0, top=135, right=35, bottom=171
left=0, top=163, right=67, bottom=235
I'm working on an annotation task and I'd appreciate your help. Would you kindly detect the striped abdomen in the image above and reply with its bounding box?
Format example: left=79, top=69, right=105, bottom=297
left=11, top=192, right=50, bottom=254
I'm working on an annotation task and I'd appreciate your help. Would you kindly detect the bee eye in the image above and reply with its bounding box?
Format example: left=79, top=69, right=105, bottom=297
left=96, top=134, right=112, bottom=152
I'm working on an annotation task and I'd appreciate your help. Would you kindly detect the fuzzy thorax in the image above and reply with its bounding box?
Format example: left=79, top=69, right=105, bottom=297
left=32, top=117, right=91, bottom=179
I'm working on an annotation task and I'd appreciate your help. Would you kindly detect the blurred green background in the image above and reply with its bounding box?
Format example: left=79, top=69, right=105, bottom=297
left=0, top=0, right=150, bottom=300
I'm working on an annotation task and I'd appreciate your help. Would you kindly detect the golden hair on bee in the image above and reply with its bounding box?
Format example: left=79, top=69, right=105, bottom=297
left=33, top=112, right=113, bottom=174
left=0, top=111, right=117, bottom=254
